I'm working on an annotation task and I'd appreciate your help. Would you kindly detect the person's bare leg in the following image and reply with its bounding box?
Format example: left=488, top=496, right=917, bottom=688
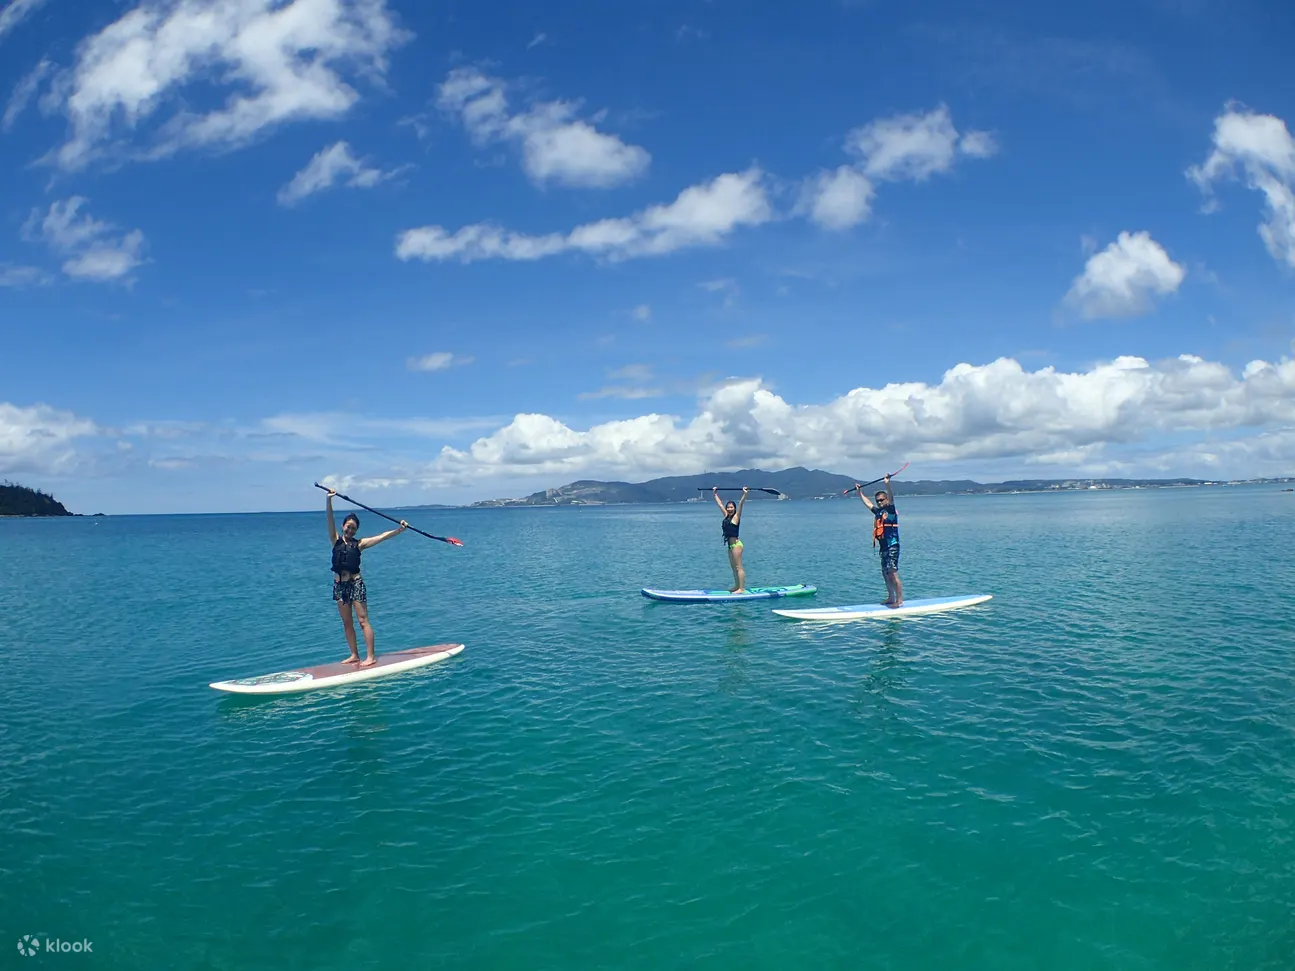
left=338, top=602, right=360, bottom=662
left=355, top=602, right=376, bottom=666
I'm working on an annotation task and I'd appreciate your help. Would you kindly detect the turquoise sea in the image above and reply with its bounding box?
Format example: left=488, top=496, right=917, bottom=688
left=4, top=488, right=1294, bottom=970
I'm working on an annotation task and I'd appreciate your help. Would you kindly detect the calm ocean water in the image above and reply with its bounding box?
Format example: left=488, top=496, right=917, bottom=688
left=3, top=488, right=1294, bottom=970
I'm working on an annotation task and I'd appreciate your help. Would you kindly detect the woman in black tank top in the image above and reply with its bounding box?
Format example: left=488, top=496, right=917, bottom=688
left=712, top=486, right=750, bottom=593
left=326, top=489, right=408, bottom=667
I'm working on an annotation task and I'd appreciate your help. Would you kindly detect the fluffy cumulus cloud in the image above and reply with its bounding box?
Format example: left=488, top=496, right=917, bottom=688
left=848, top=104, right=998, bottom=181
left=799, top=105, right=997, bottom=230
left=26, top=197, right=146, bottom=282
left=14, top=350, right=1295, bottom=498
left=0, top=402, right=100, bottom=476
left=396, top=168, right=771, bottom=263
left=796, top=165, right=875, bottom=231
left=26, top=0, right=407, bottom=170
left=397, top=103, right=993, bottom=259
left=436, top=66, right=649, bottom=188
left=1188, top=105, right=1295, bottom=268
left=1064, top=231, right=1186, bottom=318
left=385, top=351, right=1295, bottom=487
left=277, top=141, right=401, bottom=205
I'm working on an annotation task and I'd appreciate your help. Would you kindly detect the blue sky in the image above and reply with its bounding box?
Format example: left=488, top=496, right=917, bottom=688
left=2, top=0, right=1293, bottom=514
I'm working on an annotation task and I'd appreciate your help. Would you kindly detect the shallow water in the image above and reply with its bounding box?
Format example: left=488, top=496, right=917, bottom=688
left=4, top=487, right=1293, bottom=969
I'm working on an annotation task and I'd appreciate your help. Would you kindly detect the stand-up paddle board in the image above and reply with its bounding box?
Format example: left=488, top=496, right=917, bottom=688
left=772, top=594, right=992, bottom=621
left=209, top=643, right=465, bottom=695
left=642, top=584, right=816, bottom=603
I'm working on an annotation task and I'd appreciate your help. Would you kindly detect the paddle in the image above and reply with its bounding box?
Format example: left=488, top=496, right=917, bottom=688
left=314, top=483, right=464, bottom=546
left=840, top=461, right=910, bottom=496
left=697, top=487, right=785, bottom=496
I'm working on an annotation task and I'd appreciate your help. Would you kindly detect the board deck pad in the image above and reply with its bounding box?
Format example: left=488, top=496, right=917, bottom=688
left=210, top=643, right=465, bottom=695
left=772, top=594, right=992, bottom=621
left=641, top=584, right=816, bottom=603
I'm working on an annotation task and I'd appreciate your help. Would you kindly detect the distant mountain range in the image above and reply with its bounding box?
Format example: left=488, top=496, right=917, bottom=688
left=468, top=466, right=1278, bottom=507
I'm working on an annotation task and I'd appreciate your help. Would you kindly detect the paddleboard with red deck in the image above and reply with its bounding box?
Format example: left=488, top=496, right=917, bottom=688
left=210, top=643, right=465, bottom=695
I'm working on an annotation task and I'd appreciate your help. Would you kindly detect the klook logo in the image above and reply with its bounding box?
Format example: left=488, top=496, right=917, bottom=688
left=14, top=936, right=93, bottom=956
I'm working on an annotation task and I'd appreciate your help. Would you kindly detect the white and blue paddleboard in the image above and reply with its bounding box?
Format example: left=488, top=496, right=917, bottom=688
left=210, top=643, right=465, bottom=695
left=642, top=584, right=817, bottom=603
left=772, top=594, right=992, bottom=621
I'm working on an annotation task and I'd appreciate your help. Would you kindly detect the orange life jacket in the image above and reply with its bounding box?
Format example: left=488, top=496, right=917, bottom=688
left=872, top=511, right=897, bottom=547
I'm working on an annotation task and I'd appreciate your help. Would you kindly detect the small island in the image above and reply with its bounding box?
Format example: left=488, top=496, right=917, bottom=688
left=0, top=481, right=75, bottom=517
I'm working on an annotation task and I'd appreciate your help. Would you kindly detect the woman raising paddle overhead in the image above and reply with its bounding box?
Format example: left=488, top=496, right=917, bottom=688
left=713, top=486, right=750, bottom=593
left=326, top=489, right=407, bottom=667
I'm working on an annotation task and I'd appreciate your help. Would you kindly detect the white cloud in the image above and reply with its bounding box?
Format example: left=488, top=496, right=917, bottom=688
left=0, top=402, right=100, bottom=476
left=388, top=350, right=1295, bottom=486
left=0, top=263, right=51, bottom=287
left=958, top=130, right=999, bottom=159
left=847, top=105, right=998, bottom=182
left=277, top=141, right=400, bottom=205
left=1188, top=105, right=1295, bottom=268
left=397, top=104, right=989, bottom=261
left=27, top=197, right=146, bottom=282
left=407, top=352, right=474, bottom=372
left=527, top=32, right=547, bottom=49
left=631, top=304, right=651, bottom=321
left=396, top=168, right=771, bottom=263
left=797, top=164, right=875, bottom=230
left=44, top=0, right=408, bottom=171
left=795, top=106, right=993, bottom=232
left=0, top=0, right=48, bottom=43
left=1065, top=231, right=1186, bottom=318
left=436, top=66, right=649, bottom=188
left=3, top=57, right=51, bottom=129
left=62, top=233, right=146, bottom=281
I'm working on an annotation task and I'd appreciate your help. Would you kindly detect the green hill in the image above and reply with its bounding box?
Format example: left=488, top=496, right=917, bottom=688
left=472, top=467, right=1219, bottom=506
left=0, top=482, right=74, bottom=516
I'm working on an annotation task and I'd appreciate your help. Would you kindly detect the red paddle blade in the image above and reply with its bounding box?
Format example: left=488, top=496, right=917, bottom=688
left=445, top=537, right=464, bottom=547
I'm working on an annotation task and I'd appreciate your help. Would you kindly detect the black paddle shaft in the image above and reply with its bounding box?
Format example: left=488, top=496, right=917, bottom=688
left=314, top=483, right=463, bottom=546
left=696, top=487, right=784, bottom=495
left=840, top=462, right=910, bottom=496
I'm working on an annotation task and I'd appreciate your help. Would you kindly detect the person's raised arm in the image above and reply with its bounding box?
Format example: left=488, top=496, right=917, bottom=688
left=732, top=486, right=749, bottom=524
left=712, top=487, right=727, bottom=513
left=856, top=484, right=876, bottom=511
left=358, top=520, right=408, bottom=551
left=326, top=490, right=338, bottom=543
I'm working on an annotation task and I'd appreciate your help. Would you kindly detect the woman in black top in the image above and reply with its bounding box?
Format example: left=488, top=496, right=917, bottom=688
left=712, top=486, right=749, bottom=593
left=326, top=489, right=408, bottom=667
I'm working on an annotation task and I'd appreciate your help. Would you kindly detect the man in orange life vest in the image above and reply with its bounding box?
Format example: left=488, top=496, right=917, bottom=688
left=856, top=475, right=903, bottom=607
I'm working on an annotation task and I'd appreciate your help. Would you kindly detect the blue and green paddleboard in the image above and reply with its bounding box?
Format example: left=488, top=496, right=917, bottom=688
left=641, top=584, right=817, bottom=603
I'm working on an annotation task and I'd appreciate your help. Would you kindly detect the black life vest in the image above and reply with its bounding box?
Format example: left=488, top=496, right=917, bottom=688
left=722, top=514, right=740, bottom=542
left=332, top=536, right=361, bottom=574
